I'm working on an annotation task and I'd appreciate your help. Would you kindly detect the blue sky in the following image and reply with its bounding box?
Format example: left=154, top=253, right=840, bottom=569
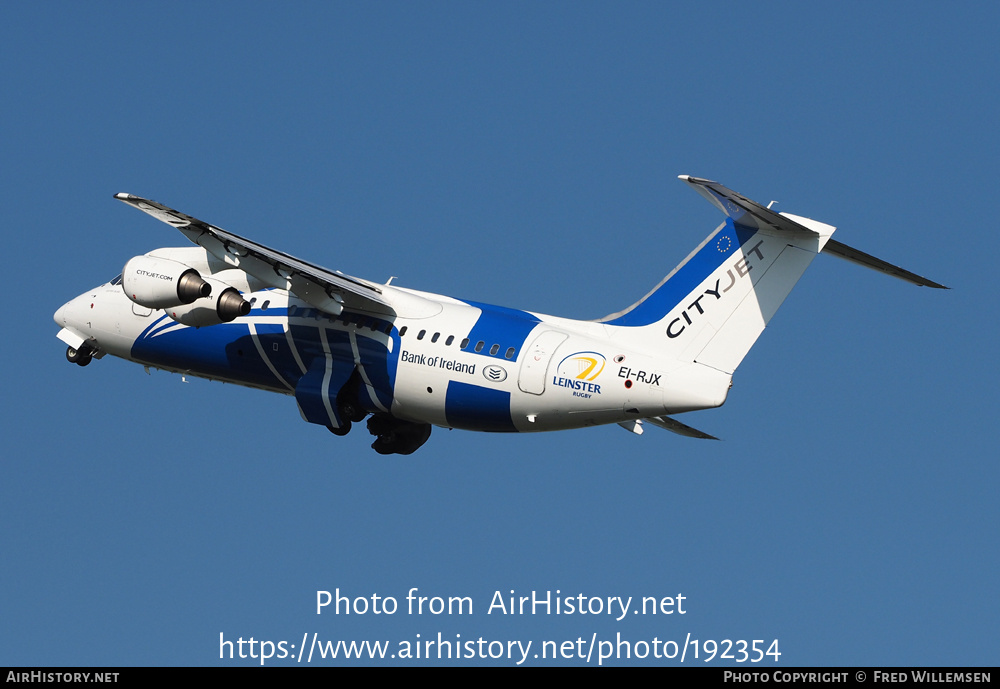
left=2, top=2, right=996, bottom=666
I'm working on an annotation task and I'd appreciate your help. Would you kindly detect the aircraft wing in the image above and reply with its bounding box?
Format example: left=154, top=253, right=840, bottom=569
left=115, top=193, right=398, bottom=316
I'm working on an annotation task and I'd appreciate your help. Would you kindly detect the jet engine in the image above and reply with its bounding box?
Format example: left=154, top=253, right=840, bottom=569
left=164, top=276, right=251, bottom=327
left=122, top=256, right=211, bottom=309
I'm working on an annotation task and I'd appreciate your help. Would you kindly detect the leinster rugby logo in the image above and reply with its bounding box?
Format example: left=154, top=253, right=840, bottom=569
left=483, top=364, right=508, bottom=382
left=552, top=351, right=606, bottom=398
left=557, top=352, right=605, bottom=381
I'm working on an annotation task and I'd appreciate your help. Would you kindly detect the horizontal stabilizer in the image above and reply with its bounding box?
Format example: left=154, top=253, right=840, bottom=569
left=681, top=176, right=947, bottom=289
left=822, top=239, right=948, bottom=289
left=679, top=175, right=820, bottom=236
left=644, top=415, right=718, bottom=440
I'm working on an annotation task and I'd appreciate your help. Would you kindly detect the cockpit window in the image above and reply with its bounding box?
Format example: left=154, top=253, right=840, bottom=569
left=110, top=273, right=123, bottom=286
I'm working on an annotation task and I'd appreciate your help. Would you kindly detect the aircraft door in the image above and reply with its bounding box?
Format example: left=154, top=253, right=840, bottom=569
left=518, top=330, right=568, bottom=395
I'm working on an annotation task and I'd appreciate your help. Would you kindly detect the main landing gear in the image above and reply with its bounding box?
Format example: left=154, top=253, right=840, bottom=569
left=65, top=344, right=94, bottom=367
left=321, top=371, right=431, bottom=454
left=367, top=414, right=432, bottom=455
left=325, top=373, right=371, bottom=437
left=326, top=413, right=431, bottom=454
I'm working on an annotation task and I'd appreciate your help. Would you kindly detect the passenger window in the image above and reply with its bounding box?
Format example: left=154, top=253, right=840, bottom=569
left=399, top=326, right=408, bottom=336
left=489, top=344, right=500, bottom=356
left=474, top=341, right=485, bottom=352
left=417, top=330, right=426, bottom=340
left=445, top=335, right=454, bottom=346
left=384, top=323, right=393, bottom=334
left=460, top=338, right=470, bottom=349
left=431, top=332, right=440, bottom=343
left=505, top=347, right=515, bottom=359
left=261, top=300, right=270, bottom=311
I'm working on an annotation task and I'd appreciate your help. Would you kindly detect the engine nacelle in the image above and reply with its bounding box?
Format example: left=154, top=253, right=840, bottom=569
left=122, top=255, right=211, bottom=309
left=164, top=277, right=251, bottom=327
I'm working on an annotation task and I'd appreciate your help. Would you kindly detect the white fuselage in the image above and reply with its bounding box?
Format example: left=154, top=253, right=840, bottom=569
left=54, top=272, right=728, bottom=436
left=55, top=178, right=943, bottom=453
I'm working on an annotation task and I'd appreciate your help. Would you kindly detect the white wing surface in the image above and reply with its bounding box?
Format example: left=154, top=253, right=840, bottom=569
left=115, top=194, right=437, bottom=317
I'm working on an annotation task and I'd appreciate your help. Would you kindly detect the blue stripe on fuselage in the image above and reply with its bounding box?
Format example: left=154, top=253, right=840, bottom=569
left=602, top=218, right=758, bottom=327
left=459, top=300, right=539, bottom=360
left=445, top=381, right=516, bottom=432
left=137, top=314, right=172, bottom=340
left=131, top=308, right=401, bottom=403
left=131, top=320, right=286, bottom=389
left=295, top=349, right=354, bottom=428
left=250, top=322, right=301, bottom=385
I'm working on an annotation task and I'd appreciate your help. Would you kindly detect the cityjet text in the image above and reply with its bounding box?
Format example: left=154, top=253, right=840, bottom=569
left=667, top=239, right=765, bottom=339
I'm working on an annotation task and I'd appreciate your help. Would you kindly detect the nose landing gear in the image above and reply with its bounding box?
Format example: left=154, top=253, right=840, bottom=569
left=65, top=344, right=94, bottom=367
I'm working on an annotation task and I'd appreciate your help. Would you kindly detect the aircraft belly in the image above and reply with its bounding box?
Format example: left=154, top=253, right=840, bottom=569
left=130, top=318, right=293, bottom=391
left=509, top=394, right=624, bottom=432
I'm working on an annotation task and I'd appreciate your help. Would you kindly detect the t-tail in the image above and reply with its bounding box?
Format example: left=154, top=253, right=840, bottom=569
left=601, top=176, right=946, bottom=381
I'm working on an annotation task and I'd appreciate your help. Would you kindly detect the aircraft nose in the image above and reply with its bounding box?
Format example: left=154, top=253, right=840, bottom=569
left=54, top=300, right=70, bottom=327
left=54, top=293, right=89, bottom=329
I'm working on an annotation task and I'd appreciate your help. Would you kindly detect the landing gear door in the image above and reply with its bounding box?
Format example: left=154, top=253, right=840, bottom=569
left=518, top=330, right=568, bottom=395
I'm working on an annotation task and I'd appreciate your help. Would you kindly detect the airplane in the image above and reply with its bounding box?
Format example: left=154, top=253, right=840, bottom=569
left=53, top=176, right=946, bottom=454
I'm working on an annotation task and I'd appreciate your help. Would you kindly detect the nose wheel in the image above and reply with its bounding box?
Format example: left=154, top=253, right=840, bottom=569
left=65, top=344, right=93, bottom=367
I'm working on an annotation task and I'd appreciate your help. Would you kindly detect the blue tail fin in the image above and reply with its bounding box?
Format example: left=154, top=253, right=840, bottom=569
left=602, top=177, right=836, bottom=374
